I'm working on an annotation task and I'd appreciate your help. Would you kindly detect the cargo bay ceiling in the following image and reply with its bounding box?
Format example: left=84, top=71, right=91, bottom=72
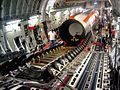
left=0, top=0, right=116, bottom=22
left=0, top=0, right=86, bottom=21
left=0, top=0, right=43, bottom=21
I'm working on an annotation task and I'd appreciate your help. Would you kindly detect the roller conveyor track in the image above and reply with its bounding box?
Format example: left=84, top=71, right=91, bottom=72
left=30, top=46, right=75, bottom=68
left=16, top=32, right=92, bottom=82
left=0, top=32, right=92, bottom=90
left=30, top=32, right=92, bottom=69
left=77, top=52, right=103, bottom=90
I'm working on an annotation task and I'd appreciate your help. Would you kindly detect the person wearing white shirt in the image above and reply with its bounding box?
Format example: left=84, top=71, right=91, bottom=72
left=48, top=30, right=56, bottom=47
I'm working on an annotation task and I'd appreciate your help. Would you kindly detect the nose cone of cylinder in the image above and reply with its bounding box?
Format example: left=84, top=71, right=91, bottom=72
left=59, top=19, right=85, bottom=46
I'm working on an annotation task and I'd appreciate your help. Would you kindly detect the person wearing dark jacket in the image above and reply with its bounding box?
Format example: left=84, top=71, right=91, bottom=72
left=102, top=37, right=106, bottom=50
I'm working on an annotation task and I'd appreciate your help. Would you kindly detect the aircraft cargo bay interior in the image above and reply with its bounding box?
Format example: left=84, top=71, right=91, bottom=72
left=0, top=0, right=120, bottom=90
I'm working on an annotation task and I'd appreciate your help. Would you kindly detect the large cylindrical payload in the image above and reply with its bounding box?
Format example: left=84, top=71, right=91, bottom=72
left=59, top=10, right=99, bottom=46
left=59, top=19, right=85, bottom=46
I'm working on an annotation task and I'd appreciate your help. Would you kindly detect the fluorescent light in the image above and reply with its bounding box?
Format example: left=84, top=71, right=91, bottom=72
left=29, top=15, right=39, bottom=19
left=108, top=0, right=112, bottom=6
left=6, top=20, right=21, bottom=25
left=94, top=2, right=97, bottom=5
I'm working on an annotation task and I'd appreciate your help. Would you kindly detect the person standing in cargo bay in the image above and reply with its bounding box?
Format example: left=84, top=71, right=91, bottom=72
left=48, top=30, right=57, bottom=47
